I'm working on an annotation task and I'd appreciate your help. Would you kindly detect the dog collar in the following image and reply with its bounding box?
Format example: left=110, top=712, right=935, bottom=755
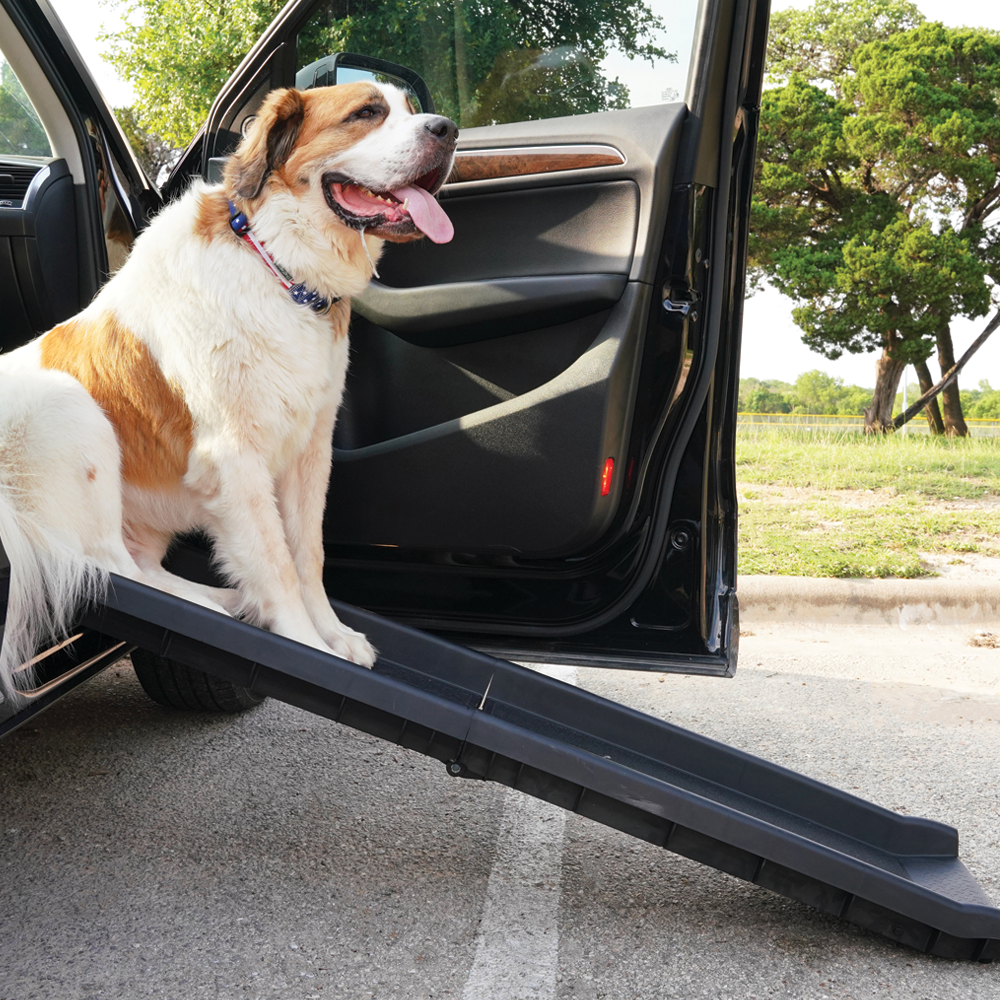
left=228, top=201, right=340, bottom=314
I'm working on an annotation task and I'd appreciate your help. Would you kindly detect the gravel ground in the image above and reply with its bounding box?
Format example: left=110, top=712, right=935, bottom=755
left=1, top=621, right=998, bottom=999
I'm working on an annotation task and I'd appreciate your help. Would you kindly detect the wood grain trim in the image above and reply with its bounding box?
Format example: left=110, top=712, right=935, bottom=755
left=446, top=144, right=625, bottom=184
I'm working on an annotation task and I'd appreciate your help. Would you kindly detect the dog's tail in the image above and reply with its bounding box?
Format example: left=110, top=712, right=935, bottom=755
left=0, top=486, right=107, bottom=707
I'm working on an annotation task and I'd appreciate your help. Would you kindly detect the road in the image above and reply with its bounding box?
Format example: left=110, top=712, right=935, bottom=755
left=1, top=621, right=998, bottom=999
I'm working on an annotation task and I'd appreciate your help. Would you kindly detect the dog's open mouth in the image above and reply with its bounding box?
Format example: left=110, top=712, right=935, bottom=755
left=324, top=167, right=453, bottom=244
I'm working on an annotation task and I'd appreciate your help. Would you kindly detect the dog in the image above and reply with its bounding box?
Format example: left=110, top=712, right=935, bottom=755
left=0, top=81, right=458, bottom=701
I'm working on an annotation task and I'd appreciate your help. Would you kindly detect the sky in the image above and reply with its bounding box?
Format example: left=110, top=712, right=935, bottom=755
left=44, top=0, right=1000, bottom=392
left=47, top=0, right=134, bottom=106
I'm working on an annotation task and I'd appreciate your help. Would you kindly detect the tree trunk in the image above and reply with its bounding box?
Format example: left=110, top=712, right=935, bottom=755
left=913, top=359, right=945, bottom=435
left=936, top=325, right=969, bottom=437
left=453, top=0, right=472, bottom=124
left=865, top=347, right=906, bottom=433
left=893, top=308, right=1000, bottom=432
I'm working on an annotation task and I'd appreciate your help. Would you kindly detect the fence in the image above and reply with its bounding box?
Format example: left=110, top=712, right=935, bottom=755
left=737, top=412, right=1000, bottom=436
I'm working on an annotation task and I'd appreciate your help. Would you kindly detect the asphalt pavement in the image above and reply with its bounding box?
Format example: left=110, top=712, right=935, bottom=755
left=1, top=619, right=999, bottom=999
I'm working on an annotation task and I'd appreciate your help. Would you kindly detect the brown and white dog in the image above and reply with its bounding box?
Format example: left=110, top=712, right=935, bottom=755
left=0, top=82, right=457, bottom=700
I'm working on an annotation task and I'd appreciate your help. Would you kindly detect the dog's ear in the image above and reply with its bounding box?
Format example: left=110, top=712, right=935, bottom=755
left=227, top=88, right=306, bottom=200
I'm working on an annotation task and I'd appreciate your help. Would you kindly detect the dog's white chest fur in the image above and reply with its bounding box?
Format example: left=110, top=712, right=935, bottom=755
left=103, top=185, right=351, bottom=476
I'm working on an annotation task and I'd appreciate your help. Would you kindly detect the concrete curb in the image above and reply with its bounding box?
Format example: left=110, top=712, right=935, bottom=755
left=738, top=575, right=1000, bottom=628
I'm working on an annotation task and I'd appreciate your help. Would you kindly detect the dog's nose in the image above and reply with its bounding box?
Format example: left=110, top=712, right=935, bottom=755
left=425, top=116, right=458, bottom=144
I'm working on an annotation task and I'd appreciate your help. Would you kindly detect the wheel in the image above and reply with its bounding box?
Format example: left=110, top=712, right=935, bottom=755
left=130, top=648, right=266, bottom=713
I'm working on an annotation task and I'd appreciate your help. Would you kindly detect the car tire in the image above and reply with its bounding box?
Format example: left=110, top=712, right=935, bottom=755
left=131, top=649, right=266, bottom=713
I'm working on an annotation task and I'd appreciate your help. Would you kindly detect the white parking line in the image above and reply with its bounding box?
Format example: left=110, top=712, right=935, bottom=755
left=462, top=665, right=577, bottom=1000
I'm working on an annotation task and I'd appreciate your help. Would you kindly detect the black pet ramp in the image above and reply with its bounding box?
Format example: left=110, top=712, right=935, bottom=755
left=82, top=574, right=1000, bottom=961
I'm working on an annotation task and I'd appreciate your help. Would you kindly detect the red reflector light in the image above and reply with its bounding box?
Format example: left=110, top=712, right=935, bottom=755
left=600, top=457, right=614, bottom=497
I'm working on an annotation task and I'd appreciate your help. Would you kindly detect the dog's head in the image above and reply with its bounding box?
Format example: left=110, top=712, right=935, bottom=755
left=226, top=82, right=458, bottom=245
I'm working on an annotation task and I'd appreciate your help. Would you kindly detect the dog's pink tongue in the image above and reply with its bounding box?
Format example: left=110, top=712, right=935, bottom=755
left=393, top=185, right=454, bottom=243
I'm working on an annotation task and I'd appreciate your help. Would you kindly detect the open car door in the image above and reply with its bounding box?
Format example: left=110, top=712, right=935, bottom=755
left=0, top=0, right=159, bottom=347
left=166, top=0, right=770, bottom=676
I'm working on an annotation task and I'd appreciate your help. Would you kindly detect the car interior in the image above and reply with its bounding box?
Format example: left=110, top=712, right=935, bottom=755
left=2, top=4, right=689, bottom=562
left=0, top=7, right=135, bottom=351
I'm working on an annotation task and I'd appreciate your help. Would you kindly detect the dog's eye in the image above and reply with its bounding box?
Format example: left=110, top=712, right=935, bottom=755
left=352, top=105, right=384, bottom=121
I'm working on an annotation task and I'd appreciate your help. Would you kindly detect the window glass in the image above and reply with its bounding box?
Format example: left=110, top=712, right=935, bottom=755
left=296, top=0, right=699, bottom=129
left=85, top=117, right=135, bottom=275
left=0, top=52, right=52, bottom=158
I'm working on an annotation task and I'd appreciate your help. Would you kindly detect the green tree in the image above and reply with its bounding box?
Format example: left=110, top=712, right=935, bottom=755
left=0, top=58, right=51, bottom=157
left=959, top=384, right=985, bottom=413
left=793, top=369, right=845, bottom=414
left=836, top=385, right=874, bottom=415
left=750, top=1, right=1000, bottom=435
left=765, top=0, right=923, bottom=84
left=969, top=392, right=1000, bottom=419
left=745, top=387, right=793, bottom=413
left=738, top=372, right=873, bottom=414
left=739, top=377, right=796, bottom=410
left=102, top=0, right=670, bottom=148
left=966, top=380, right=1000, bottom=419
left=102, top=0, right=285, bottom=149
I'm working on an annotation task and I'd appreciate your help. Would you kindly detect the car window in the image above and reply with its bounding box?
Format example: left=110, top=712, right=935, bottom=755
left=295, top=0, right=698, bottom=128
left=0, top=51, right=52, bottom=158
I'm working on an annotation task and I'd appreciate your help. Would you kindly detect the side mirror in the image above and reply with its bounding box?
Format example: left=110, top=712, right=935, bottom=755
left=295, top=53, right=435, bottom=115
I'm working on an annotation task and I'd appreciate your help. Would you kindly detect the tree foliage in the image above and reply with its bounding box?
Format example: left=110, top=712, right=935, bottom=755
left=750, top=1, right=1000, bottom=434
left=102, top=0, right=285, bottom=149
left=966, top=382, right=1000, bottom=419
left=746, top=386, right=793, bottom=413
left=765, top=0, right=923, bottom=85
left=102, top=0, right=670, bottom=149
left=738, top=372, right=873, bottom=415
left=0, top=58, right=51, bottom=157
left=950, top=381, right=1000, bottom=419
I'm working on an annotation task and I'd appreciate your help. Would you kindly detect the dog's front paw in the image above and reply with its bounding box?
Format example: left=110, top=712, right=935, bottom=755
left=324, top=625, right=377, bottom=669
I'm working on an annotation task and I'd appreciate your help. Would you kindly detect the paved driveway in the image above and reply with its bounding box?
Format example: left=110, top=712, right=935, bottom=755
left=1, top=622, right=998, bottom=999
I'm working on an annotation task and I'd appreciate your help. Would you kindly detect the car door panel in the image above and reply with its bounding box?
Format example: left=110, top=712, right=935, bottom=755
left=353, top=274, right=626, bottom=347
left=435, top=104, right=688, bottom=284
left=336, top=307, right=610, bottom=449
left=329, top=280, right=647, bottom=555
left=170, top=0, right=767, bottom=671
left=326, top=104, right=686, bottom=558
left=370, top=179, right=639, bottom=286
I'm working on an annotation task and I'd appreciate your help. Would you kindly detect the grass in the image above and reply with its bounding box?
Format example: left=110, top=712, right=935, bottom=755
left=736, top=429, right=1000, bottom=578
left=736, top=427, right=1000, bottom=497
